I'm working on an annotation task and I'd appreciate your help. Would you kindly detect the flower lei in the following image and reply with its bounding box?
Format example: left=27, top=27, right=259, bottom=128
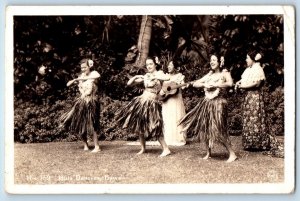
left=203, top=70, right=226, bottom=100
left=204, top=87, right=220, bottom=100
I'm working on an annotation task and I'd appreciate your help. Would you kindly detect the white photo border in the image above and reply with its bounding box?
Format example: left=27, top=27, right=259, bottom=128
left=5, top=5, right=295, bottom=194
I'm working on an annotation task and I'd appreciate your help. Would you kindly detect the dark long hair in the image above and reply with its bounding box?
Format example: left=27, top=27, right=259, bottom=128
left=79, top=58, right=93, bottom=67
left=210, top=53, right=225, bottom=68
left=146, top=56, right=161, bottom=70
left=248, top=50, right=263, bottom=62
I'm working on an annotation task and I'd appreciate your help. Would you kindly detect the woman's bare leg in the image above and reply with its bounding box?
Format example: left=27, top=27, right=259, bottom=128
left=81, top=133, right=89, bottom=151
left=137, top=133, right=146, bottom=155
left=91, top=131, right=100, bottom=153
left=222, top=142, right=237, bottom=163
left=203, top=141, right=211, bottom=160
left=158, top=136, right=171, bottom=157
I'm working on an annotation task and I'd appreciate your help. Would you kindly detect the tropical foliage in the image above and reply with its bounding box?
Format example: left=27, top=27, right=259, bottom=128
left=13, top=15, right=284, bottom=143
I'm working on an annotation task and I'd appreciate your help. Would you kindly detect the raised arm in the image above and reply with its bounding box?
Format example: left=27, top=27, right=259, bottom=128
left=127, top=75, right=144, bottom=86
left=77, top=71, right=100, bottom=81
left=67, top=71, right=100, bottom=87
left=66, top=79, right=77, bottom=87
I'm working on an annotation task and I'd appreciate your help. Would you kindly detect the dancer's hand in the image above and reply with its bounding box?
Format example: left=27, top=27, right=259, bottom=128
left=66, top=79, right=77, bottom=87
left=234, top=81, right=241, bottom=90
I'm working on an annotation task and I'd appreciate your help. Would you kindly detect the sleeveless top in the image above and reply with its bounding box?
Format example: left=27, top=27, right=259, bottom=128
left=202, top=70, right=230, bottom=99
left=143, top=71, right=164, bottom=94
left=77, top=71, right=99, bottom=100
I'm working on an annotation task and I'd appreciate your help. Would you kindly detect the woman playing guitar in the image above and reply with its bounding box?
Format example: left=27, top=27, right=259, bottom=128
left=161, top=60, right=187, bottom=146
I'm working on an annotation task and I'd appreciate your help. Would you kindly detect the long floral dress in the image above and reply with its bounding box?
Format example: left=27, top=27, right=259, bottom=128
left=240, top=63, right=284, bottom=157
left=60, top=71, right=100, bottom=139
left=179, top=70, right=231, bottom=148
left=116, top=71, right=165, bottom=139
left=161, top=73, right=186, bottom=146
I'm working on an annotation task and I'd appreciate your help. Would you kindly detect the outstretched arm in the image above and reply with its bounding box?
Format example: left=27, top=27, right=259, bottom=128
left=150, top=70, right=170, bottom=81
left=77, top=71, right=100, bottom=80
left=127, top=75, right=144, bottom=86
left=192, top=72, right=210, bottom=88
left=193, top=79, right=205, bottom=88
left=66, top=71, right=100, bottom=87
left=66, top=79, right=77, bottom=87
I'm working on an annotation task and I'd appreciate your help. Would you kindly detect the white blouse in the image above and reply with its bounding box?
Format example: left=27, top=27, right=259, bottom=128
left=240, top=62, right=266, bottom=86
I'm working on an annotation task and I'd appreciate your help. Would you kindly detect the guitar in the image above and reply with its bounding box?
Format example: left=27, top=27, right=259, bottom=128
left=158, top=81, right=194, bottom=101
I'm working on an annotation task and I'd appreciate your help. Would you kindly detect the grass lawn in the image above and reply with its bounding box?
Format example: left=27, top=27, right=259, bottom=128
left=14, top=136, right=284, bottom=184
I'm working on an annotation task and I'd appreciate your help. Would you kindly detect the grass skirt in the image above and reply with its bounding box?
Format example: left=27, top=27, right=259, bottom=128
left=116, top=92, right=163, bottom=140
left=179, top=97, right=230, bottom=148
left=60, top=97, right=100, bottom=138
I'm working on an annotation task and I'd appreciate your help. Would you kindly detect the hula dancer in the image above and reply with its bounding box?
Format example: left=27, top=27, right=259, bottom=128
left=60, top=59, right=101, bottom=153
left=116, top=57, right=171, bottom=157
left=179, top=54, right=237, bottom=162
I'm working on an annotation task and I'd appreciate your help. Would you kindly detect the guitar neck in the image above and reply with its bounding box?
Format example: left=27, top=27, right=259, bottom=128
left=170, top=81, right=193, bottom=90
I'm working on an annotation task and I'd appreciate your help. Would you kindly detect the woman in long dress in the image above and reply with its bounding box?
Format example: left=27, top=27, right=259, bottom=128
left=179, top=54, right=237, bottom=162
left=235, top=51, right=284, bottom=157
left=116, top=57, right=171, bottom=157
left=161, top=60, right=186, bottom=146
left=60, top=59, right=101, bottom=152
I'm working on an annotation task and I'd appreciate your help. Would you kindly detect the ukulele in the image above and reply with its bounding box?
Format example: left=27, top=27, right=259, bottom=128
left=158, top=81, right=194, bottom=101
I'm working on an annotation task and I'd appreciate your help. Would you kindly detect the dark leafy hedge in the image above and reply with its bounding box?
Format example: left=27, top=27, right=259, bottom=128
left=14, top=84, right=284, bottom=143
left=13, top=15, right=284, bottom=143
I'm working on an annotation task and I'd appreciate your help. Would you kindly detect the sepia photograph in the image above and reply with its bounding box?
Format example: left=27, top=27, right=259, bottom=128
left=5, top=5, right=295, bottom=194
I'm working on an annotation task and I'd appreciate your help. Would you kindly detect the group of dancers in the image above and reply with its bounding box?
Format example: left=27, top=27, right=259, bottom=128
left=60, top=50, right=284, bottom=163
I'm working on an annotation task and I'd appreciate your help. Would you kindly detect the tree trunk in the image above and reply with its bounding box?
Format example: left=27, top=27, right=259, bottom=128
left=135, top=15, right=152, bottom=68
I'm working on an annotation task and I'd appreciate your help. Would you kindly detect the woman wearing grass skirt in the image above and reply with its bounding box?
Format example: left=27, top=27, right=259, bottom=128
left=235, top=51, right=284, bottom=158
left=60, top=59, right=101, bottom=153
left=116, top=57, right=171, bottom=157
left=179, top=54, right=237, bottom=163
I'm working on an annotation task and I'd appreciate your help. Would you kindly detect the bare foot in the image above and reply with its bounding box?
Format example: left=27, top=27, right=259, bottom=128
left=202, top=153, right=211, bottom=160
left=226, top=154, right=237, bottom=163
left=159, top=149, right=171, bottom=157
left=136, top=149, right=146, bottom=155
left=91, top=147, right=101, bottom=153
left=83, top=145, right=89, bottom=151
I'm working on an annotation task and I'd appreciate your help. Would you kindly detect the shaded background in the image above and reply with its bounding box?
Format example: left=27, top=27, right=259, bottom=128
left=1, top=1, right=297, bottom=201
left=13, top=14, right=284, bottom=143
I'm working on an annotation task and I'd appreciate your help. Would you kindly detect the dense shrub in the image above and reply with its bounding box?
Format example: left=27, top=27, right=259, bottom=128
left=13, top=15, right=285, bottom=143
left=14, top=99, right=68, bottom=143
left=264, top=86, right=284, bottom=136
left=14, top=95, right=136, bottom=143
left=14, top=85, right=284, bottom=143
left=227, top=91, right=244, bottom=136
left=99, top=96, right=137, bottom=141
